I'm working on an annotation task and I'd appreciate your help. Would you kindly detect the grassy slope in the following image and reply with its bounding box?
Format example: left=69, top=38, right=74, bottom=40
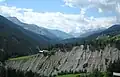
left=8, top=55, right=34, bottom=61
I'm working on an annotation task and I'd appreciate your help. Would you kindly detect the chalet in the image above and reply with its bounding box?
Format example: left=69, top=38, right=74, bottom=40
left=39, top=50, right=43, bottom=53
left=39, top=50, right=49, bottom=53
left=113, top=72, right=120, bottom=77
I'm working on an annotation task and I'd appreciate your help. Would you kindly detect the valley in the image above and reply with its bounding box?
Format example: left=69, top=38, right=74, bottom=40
left=0, top=15, right=119, bottom=77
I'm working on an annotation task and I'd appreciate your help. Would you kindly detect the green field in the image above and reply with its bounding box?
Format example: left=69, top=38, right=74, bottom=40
left=57, top=72, right=108, bottom=77
left=57, top=74, right=80, bottom=77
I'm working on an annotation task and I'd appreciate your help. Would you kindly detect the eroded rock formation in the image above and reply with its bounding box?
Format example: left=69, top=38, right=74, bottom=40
left=6, top=45, right=120, bottom=76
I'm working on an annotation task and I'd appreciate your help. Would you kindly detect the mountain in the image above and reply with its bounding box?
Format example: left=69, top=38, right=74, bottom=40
left=69, top=27, right=106, bottom=37
left=0, top=15, right=51, bottom=57
left=7, top=17, right=59, bottom=40
left=79, top=29, right=105, bottom=38
left=99, top=24, right=120, bottom=36
left=48, top=29, right=74, bottom=39
left=84, top=24, right=120, bottom=40
left=7, top=17, right=74, bottom=40
left=62, top=24, right=120, bottom=44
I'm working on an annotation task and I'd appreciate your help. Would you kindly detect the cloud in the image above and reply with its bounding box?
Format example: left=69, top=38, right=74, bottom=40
left=63, top=0, right=120, bottom=27
left=0, top=0, right=5, bottom=2
left=98, top=8, right=103, bottom=13
left=0, top=5, right=117, bottom=36
left=63, top=0, right=120, bottom=16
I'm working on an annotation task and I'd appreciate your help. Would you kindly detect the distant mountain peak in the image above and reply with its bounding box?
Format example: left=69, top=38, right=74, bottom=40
left=7, top=17, right=21, bottom=23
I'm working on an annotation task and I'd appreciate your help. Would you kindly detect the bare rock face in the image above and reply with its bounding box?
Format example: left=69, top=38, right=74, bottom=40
left=6, top=45, right=120, bottom=76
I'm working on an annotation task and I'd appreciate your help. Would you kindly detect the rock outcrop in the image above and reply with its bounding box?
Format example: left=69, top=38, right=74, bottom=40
left=0, top=62, right=6, bottom=77
left=6, top=45, right=120, bottom=76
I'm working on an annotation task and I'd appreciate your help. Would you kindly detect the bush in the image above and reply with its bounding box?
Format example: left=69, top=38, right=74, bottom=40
left=89, top=69, right=104, bottom=77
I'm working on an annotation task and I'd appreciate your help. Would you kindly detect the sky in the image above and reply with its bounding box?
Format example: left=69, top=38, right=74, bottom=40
left=0, top=0, right=119, bottom=36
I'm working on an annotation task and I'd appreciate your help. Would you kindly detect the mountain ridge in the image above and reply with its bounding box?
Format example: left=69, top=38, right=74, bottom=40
left=7, top=17, right=74, bottom=40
